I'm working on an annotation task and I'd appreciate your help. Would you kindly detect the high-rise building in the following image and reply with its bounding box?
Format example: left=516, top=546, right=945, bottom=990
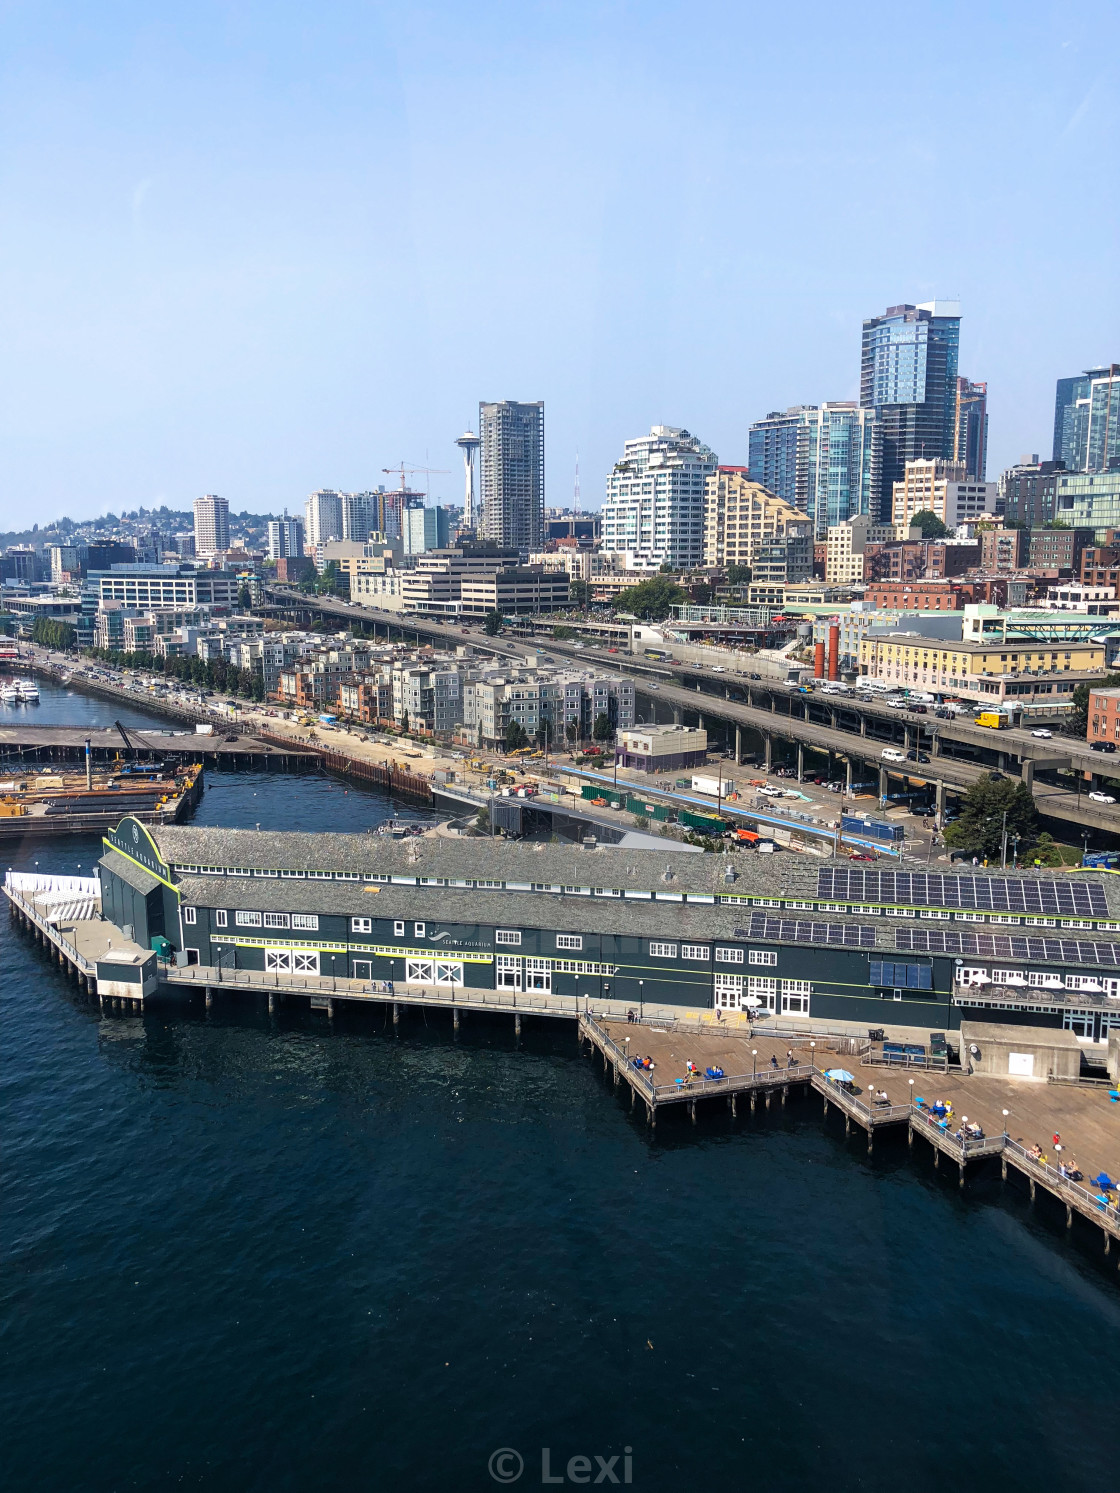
left=304, top=490, right=344, bottom=548
left=954, top=378, right=988, bottom=479
left=748, top=404, right=880, bottom=535
left=341, top=492, right=378, bottom=543
left=1053, top=365, right=1120, bottom=472
left=267, top=513, right=305, bottom=561
left=193, top=494, right=230, bottom=556
left=794, top=403, right=881, bottom=534
left=747, top=408, right=811, bottom=506
left=478, top=400, right=545, bottom=552
left=702, top=468, right=811, bottom=570
left=999, top=455, right=1067, bottom=527
left=860, top=302, right=962, bottom=509
left=601, top=425, right=717, bottom=569
left=403, top=504, right=452, bottom=556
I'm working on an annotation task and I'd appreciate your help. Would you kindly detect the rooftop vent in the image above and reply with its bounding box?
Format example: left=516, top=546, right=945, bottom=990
left=662, top=865, right=675, bottom=883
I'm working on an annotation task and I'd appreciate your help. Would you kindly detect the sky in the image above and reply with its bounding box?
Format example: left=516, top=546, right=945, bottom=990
left=0, top=0, right=1117, bottom=527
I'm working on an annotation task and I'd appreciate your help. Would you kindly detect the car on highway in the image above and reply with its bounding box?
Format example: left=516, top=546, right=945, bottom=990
left=1090, top=741, right=1117, bottom=753
left=849, top=852, right=876, bottom=862
left=1030, top=729, right=1053, bottom=738
left=1089, top=791, right=1117, bottom=804
left=647, top=683, right=659, bottom=690
left=905, top=750, right=931, bottom=763
left=884, top=697, right=907, bottom=708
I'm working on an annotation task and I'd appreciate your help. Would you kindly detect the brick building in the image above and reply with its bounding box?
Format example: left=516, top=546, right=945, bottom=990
left=1089, top=688, right=1120, bottom=746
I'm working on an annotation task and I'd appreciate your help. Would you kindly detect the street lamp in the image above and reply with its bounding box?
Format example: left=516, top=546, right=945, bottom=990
left=1002, top=1108, right=1009, bottom=1142
left=1082, top=830, right=1091, bottom=868
left=809, top=1040, right=816, bottom=1071
left=752, top=1048, right=757, bottom=1077
left=638, top=979, right=644, bottom=1023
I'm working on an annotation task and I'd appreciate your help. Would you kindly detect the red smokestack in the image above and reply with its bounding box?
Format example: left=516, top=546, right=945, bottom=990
left=813, top=641, right=826, bottom=679
left=828, top=624, right=840, bottom=681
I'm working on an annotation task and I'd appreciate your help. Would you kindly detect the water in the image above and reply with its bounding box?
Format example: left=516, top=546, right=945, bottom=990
left=4, top=689, right=1120, bottom=1492
left=0, top=675, right=185, bottom=731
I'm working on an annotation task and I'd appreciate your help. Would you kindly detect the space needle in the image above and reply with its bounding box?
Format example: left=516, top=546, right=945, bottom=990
left=455, top=429, right=481, bottom=532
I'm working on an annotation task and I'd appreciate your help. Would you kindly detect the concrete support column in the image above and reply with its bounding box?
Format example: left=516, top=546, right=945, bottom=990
left=734, top=726, right=741, bottom=765
left=1023, top=759, right=1034, bottom=791
left=802, top=703, right=810, bottom=723
left=763, top=734, right=773, bottom=770
left=935, top=779, right=946, bottom=825
left=860, top=715, right=867, bottom=738
left=879, top=765, right=889, bottom=803
left=392, top=1002, right=400, bottom=1026
left=903, top=726, right=912, bottom=750
left=453, top=1006, right=460, bottom=1032
left=514, top=1013, right=521, bottom=1038
left=845, top=756, right=853, bottom=791
left=797, top=743, right=804, bottom=783
left=673, top=708, right=681, bottom=725
left=930, top=733, right=941, bottom=757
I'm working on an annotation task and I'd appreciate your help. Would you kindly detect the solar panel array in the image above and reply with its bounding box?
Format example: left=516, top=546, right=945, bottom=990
left=742, top=913, right=876, bottom=949
left=817, top=868, right=1107, bottom=918
left=895, top=928, right=1120, bottom=967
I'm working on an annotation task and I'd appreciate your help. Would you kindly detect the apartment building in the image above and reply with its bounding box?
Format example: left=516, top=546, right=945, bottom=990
left=702, top=468, right=811, bottom=569
left=825, top=515, right=897, bottom=584
left=891, top=459, right=997, bottom=529
left=602, top=426, right=717, bottom=569
left=859, top=632, right=1104, bottom=691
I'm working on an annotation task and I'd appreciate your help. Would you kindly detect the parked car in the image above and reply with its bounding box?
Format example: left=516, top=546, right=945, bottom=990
left=849, top=852, right=876, bottom=862
left=826, top=781, right=844, bottom=792
left=1090, top=741, right=1116, bottom=753
left=757, top=784, right=784, bottom=797
left=1030, top=729, right=1053, bottom=739
left=1089, top=791, right=1117, bottom=804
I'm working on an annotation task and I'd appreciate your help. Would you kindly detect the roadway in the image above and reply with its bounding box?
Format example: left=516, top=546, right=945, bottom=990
left=263, top=588, right=1120, bottom=837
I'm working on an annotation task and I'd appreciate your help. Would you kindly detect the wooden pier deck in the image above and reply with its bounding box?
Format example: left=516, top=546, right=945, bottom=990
left=0, top=725, right=315, bottom=770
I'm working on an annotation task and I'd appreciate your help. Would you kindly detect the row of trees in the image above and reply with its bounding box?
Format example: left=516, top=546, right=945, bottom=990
left=31, top=617, right=77, bottom=650
left=84, top=646, right=267, bottom=701
left=502, top=714, right=614, bottom=751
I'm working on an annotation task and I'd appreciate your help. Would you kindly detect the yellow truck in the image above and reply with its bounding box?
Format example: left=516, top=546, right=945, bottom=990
left=974, top=711, right=1010, bottom=730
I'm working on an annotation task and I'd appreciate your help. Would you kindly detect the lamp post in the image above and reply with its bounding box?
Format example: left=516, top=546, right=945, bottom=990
left=1082, top=830, right=1091, bottom=868
left=908, top=1078, right=914, bottom=1109
left=1002, top=1108, right=1009, bottom=1142
left=752, top=1048, right=757, bottom=1078
left=1010, top=833, right=1020, bottom=870
left=810, top=1040, right=816, bottom=1071
left=638, top=979, right=644, bottom=1023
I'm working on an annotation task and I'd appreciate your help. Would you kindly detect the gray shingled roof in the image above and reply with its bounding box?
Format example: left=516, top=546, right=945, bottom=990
left=100, top=848, right=161, bottom=896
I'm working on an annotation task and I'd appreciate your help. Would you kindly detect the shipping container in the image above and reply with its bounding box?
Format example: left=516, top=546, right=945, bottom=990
left=841, top=814, right=904, bottom=844
left=691, top=774, right=733, bottom=796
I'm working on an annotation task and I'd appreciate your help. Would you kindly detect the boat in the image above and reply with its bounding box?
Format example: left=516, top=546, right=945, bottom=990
left=0, top=684, right=19, bottom=702
left=17, top=680, right=39, bottom=701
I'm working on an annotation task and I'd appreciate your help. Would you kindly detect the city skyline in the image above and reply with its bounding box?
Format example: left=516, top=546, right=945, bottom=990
left=0, top=2, right=1116, bottom=527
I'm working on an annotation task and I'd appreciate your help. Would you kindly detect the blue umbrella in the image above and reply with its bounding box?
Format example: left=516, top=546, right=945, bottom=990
left=826, top=1068, right=855, bottom=1083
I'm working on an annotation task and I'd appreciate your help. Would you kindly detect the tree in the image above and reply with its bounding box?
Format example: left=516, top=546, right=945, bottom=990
left=942, top=774, right=1040, bottom=861
left=32, top=617, right=76, bottom=650
left=504, top=719, right=529, bottom=751
left=688, top=582, right=714, bottom=605
left=907, top=510, right=950, bottom=538
left=484, top=610, right=503, bottom=636
left=568, top=579, right=592, bottom=607
left=614, top=575, right=685, bottom=621
left=237, top=584, right=252, bottom=611
left=725, top=564, right=751, bottom=586
left=592, top=712, right=614, bottom=742
left=1065, top=673, right=1120, bottom=738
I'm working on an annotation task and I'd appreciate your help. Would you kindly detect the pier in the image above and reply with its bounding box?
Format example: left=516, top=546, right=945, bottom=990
left=0, top=725, right=315, bottom=772
left=8, top=869, right=1120, bottom=1261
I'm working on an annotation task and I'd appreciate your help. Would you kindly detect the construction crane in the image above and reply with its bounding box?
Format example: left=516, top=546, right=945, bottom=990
left=382, top=463, right=450, bottom=499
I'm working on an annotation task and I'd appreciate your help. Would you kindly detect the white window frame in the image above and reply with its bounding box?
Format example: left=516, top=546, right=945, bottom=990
left=715, top=946, right=744, bottom=963
left=650, top=942, right=677, bottom=959
left=414, top=922, right=426, bottom=938
left=291, top=913, right=318, bottom=931
left=781, top=978, right=811, bottom=1015
left=524, top=956, right=552, bottom=992
left=747, top=975, right=777, bottom=1011
left=495, top=954, right=522, bottom=991
left=235, top=910, right=262, bottom=927
left=1027, top=971, right=1063, bottom=989
left=351, top=917, right=372, bottom=934
left=393, top=921, right=405, bottom=936
left=264, top=913, right=290, bottom=929
left=556, top=934, right=583, bottom=951
left=748, top=949, right=777, bottom=966
left=714, top=972, right=743, bottom=1010
left=214, top=909, right=228, bottom=928
left=495, top=929, right=522, bottom=946
left=681, top=944, right=710, bottom=961
left=183, top=906, right=197, bottom=925
left=352, top=959, right=373, bottom=980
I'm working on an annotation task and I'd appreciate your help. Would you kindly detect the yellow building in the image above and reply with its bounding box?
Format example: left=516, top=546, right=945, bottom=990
left=703, top=468, right=811, bottom=569
left=858, top=633, right=1105, bottom=691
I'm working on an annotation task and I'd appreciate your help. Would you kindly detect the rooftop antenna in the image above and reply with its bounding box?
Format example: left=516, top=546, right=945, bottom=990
left=573, top=449, right=581, bottom=517
left=455, top=431, right=481, bottom=529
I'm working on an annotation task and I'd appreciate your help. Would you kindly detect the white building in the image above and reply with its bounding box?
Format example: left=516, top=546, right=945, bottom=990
left=601, top=426, right=717, bottom=569
left=193, top=495, right=229, bottom=556
left=825, top=514, right=898, bottom=584
left=891, top=460, right=997, bottom=531
left=267, top=514, right=305, bottom=561
left=304, top=490, right=344, bottom=548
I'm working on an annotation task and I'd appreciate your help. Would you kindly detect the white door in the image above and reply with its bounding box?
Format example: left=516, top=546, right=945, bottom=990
left=496, top=955, right=523, bottom=991
left=525, top=958, right=552, bottom=993
left=266, top=949, right=293, bottom=973
left=293, top=950, right=319, bottom=974
left=714, top=974, right=743, bottom=1011
left=352, top=959, right=373, bottom=980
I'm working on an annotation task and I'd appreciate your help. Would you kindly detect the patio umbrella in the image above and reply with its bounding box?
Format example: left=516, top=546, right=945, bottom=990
left=825, top=1068, right=855, bottom=1083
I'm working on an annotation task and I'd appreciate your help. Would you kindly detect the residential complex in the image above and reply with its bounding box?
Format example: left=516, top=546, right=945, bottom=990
left=824, top=515, right=898, bottom=585
left=1054, top=365, right=1120, bottom=473
left=193, top=494, right=230, bottom=557
left=702, top=468, right=811, bottom=569
left=748, top=404, right=880, bottom=534
left=478, top=400, right=545, bottom=553
left=953, top=378, right=988, bottom=480
left=601, top=425, right=717, bottom=569
left=890, top=459, right=998, bottom=530
left=267, top=514, right=304, bottom=561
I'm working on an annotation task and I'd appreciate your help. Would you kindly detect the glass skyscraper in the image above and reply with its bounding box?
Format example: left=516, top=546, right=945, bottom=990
left=747, top=408, right=809, bottom=506
left=954, top=378, right=988, bottom=480
left=860, top=302, right=961, bottom=510
left=748, top=404, right=880, bottom=536
left=1053, top=366, right=1120, bottom=472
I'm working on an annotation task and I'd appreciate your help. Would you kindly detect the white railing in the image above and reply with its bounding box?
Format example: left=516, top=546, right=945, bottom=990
left=5, top=871, right=101, bottom=897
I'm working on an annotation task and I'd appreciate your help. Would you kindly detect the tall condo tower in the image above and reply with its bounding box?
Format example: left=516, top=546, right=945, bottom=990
left=860, top=301, right=961, bottom=514
left=478, top=401, right=545, bottom=552
left=455, top=431, right=481, bottom=529
left=193, top=494, right=229, bottom=556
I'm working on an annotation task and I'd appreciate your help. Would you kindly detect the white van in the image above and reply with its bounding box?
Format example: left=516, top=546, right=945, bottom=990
left=907, top=692, right=936, bottom=704
left=881, top=748, right=907, bottom=763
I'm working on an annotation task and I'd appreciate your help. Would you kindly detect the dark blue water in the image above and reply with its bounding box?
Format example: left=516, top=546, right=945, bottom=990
left=0, top=675, right=185, bottom=731
left=4, top=690, right=1120, bottom=1492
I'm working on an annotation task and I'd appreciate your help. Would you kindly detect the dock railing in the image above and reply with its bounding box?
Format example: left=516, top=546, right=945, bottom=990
left=1002, top=1137, right=1120, bottom=1224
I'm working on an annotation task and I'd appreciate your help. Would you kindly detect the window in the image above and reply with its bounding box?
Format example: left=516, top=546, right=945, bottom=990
left=393, top=921, right=405, bottom=936
left=525, top=957, right=552, bottom=992
left=183, top=906, right=197, bottom=925
left=781, top=980, right=811, bottom=1015
left=1027, top=971, right=1063, bottom=989
left=352, top=959, right=372, bottom=980
left=681, top=944, right=709, bottom=961
left=351, top=917, right=372, bottom=934
left=291, top=914, right=319, bottom=931
left=264, top=913, right=290, bottom=929
left=715, top=946, right=744, bottom=963
left=714, top=973, right=743, bottom=1010
left=414, top=922, right=426, bottom=938
left=747, top=975, right=777, bottom=1011
left=650, top=942, right=677, bottom=959
left=235, top=911, right=262, bottom=927
left=869, top=962, right=932, bottom=990
left=215, top=909, right=227, bottom=928
left=748, top=949, right=777, bottom=966
left=556, top=934, right=583, bottom=951
left=496, top=954, right=522, bottom=990
left=495, top=929, right=522, bottom=946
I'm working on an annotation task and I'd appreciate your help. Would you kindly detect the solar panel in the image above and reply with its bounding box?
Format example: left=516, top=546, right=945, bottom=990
left=817, top=868, right=1107, bottom=918
left=741, top=913, right=875, bottom=949
left=895, top=928, right=1120, bottom=967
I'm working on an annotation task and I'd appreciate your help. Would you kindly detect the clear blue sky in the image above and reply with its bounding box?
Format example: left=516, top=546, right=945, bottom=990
left=1, top=0, right=1117, bottom=525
